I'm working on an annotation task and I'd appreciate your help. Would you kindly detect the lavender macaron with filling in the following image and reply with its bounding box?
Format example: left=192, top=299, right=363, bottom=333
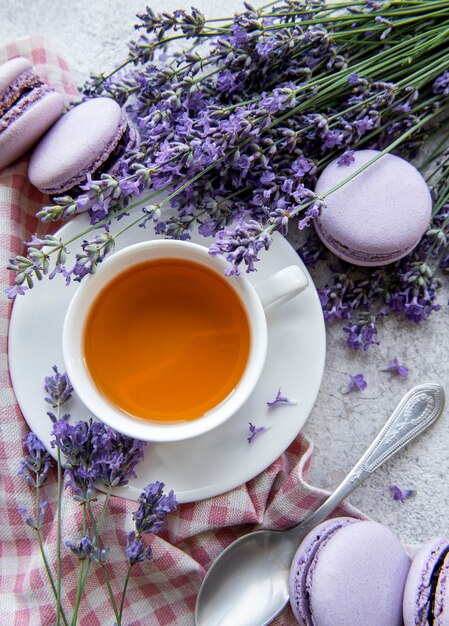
left=28, top=97, right=139, bottom=196
left=314, top=150, right=432, bottom=266
left=403, top=536, right=449, bottom=625
left=288, top=517, right=410, bottom=626
left=0, top=57, right=64, bottom=169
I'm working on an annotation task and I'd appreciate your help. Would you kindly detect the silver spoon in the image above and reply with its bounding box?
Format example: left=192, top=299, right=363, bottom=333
left=195, top=383, right=445, bottom=626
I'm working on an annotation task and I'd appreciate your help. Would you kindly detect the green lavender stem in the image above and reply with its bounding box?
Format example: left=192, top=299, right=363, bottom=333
left=71, top=505, right=89, bottom=626
left=87, top=497, right=120, bottom=624
left=56, top=448, right=63, bottom=625
left=118, top=565, right=132, bottom=622
left=71, top=489, right=117, bottom=625
left=35, top=481, right=69, bottom=626
left=55, top=403, right=63, bottom=626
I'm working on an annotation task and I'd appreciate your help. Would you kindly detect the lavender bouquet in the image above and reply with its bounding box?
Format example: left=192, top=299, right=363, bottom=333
left=19, top=366, right=177, bottom=625
left=8, top=0, right=449, bottom=348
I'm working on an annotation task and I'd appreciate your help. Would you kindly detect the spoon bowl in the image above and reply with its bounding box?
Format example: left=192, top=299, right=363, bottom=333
left=196, top=529, right=297, bottom=626
left=195, top=384, right=445, bottom=626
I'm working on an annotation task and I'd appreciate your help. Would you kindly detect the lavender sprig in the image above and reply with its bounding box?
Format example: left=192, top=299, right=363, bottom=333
left=18, top=366, right=167, bottom=625
left=132, top=481, right=177, bottom=536
left=18, top=432, right=68, bottom=626
left=118, top=482, right=177, bottom=621
left=44, top=365, right=73, bottom=408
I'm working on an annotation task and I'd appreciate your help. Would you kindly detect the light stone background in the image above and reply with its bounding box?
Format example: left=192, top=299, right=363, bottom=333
left=2, top=0, right=448, bottom=551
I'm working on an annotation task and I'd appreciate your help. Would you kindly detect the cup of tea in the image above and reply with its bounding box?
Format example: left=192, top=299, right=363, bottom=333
left=62, top=240, right=308, bottom=442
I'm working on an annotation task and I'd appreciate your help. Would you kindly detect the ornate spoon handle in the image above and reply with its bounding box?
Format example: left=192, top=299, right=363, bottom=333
left=293, top=383, right=445, bottom=537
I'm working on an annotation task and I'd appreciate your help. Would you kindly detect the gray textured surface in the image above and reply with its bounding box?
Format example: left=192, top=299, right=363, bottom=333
left=1, top=0, right=448, bottom=549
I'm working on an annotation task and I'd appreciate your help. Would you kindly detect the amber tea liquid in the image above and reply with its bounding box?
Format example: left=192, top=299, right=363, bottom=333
left=83, top=258, right=251, bottom=423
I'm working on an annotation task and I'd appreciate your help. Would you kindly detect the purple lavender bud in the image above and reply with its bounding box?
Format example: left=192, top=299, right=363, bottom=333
left=44, top=365, right=73, bottom=407
left=126, top=531, right=152, bottom=565
left=18, top=506, right=37, bottom=530
left=66, top=535, right=94, bottom=560
left=90, top=546, right=110, bottom=564
left=132, top=482, right=177, bottom=536
left=266, top=388, right=296, bottom=408
left=93, top=429, right=146, bottom=488
left=433, top=70, right=449, bottom=96
left=5, top=284, right=28, bottom=299
left=382, top=357, right=409, bottom=377
left=388, top=484, right=416, bottom=503
left=18, top=432, right=53, bottom=488
left=345, top=374, right=367, bottom=393
left=247, top=421, right=269, bottom=444
left=37, top=500, right=48, bottom=528
left=337, top=150, right=355, bottom=166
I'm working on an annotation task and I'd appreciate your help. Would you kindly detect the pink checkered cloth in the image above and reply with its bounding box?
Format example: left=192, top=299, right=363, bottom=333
left=0, top=37, right=364, bottom=625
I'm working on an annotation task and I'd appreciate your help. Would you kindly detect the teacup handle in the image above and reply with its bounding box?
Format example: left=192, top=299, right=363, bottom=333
left=253, top=265, right=308, bottom=310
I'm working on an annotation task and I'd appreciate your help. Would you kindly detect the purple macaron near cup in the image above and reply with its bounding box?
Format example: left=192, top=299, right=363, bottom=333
left=28, top=96, right=139, bottom=197
left=0, top=57, right=64, bottom=170
left=288, top=516, right=410, bottom=626
left=403, top=536, right=449, bottom=625
left=314, top=149, right=432, bottom=266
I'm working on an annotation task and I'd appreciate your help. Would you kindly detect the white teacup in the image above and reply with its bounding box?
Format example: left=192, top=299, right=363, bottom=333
left=62, top=240, right=308, bottom=442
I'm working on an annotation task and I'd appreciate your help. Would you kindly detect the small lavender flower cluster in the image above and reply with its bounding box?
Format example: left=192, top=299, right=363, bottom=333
left=18, top=433, right=53, bottom=531
left=51, top=418, right=146, bottom=500
left=8, top=0, right=449, bottom=304
left=126, top=481, right=177, bottom=565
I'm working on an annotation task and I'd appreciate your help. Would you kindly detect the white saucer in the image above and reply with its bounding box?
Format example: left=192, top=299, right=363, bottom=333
left=8, top=212, right=325, bottom=503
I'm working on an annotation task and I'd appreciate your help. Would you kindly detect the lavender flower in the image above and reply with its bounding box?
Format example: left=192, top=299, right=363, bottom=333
left=44, top=365, right=73, bottom=408
left=247, top=421, right=269, bottom=444
left=388, top=484, right=416, bottom=503
left=343, top=318, right=380, bottom=351
left=18, top=432, right=53, bottom=488
left=132, top=481, right=177, bottom=535
left=51, top=418, right=146, bottom=499
left=90, top=546, right=110, bottom=564
left=126, top=531, right=152, bottom=565
left=267, top=388, right=296, bottom=408
left=5, top=284, right=28, bottom=298
left=345, top=374, right=367, bottom=393
left=382, top=357, right=409, bottom=377
left=433, top=71, right=449, bottom=96
left=91, top=428, right=146, bottom=488
left=66, top=535, right=94, bottom=560
left=19, top=500, right=48, bottom=530
left=337, top=150, right=355, bottom=166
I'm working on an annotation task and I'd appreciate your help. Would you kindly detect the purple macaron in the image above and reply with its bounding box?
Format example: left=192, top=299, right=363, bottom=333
left=0, top=57, right=64, bottom=170
left=313, top=150, right=432, bottom=266
left=403, top=536, right=449, bottom=625
left=28, top=97, right=139, bottom=196
left=288, top=517, right=410, bottom=626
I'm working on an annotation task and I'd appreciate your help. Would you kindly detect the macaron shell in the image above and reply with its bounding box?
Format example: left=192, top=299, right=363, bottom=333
left=0, top=57, right=32, bottom=97
left=403, top=537, right=449, bottom=626
left=308, top=520, right=410, bottom=626
left=434, top=552, right=449, bottom=625
left=288, top=517, right=357, bottom=625
left=314, top=150, right=432, bottom=265
left=0, top=90, right=64, bottom=170
left=314, top=218, right=422, bottom=266
left=28, top=97, right=124, bottom=194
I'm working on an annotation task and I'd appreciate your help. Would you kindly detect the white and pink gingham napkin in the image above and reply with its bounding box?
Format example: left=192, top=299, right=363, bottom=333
left=0, top=37, right=364, bottom=626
